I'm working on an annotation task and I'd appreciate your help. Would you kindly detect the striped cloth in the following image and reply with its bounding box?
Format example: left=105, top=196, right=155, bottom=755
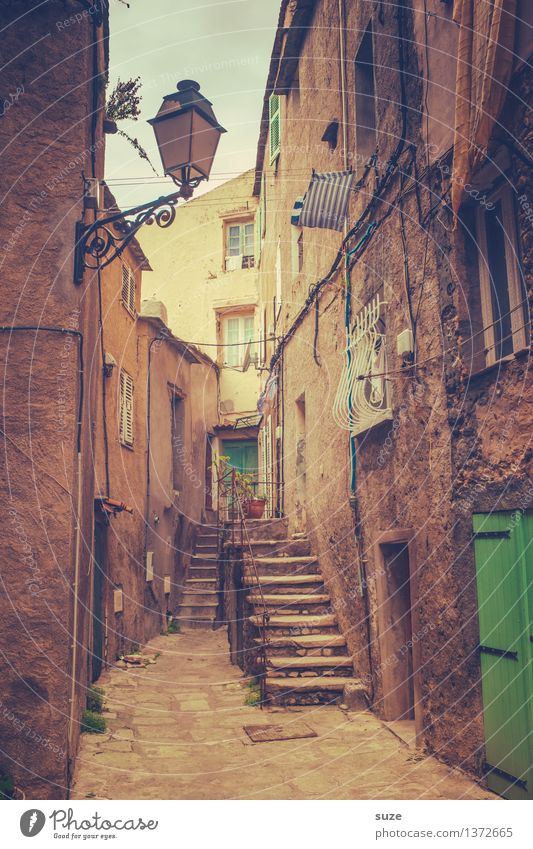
left=297, top=170, right=354, bottom=231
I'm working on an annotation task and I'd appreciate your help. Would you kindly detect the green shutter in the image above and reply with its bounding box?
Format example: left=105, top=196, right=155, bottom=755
left=269, top=93, right=281, bottom=164
left=473, top=511, right=533, bottom=799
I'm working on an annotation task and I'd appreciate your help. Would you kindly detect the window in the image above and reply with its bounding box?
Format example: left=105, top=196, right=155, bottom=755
left=269, top=93, right=281, bottom=164
left=171, top=394, right=185, bottom=491
left=223, top=313, right=254, bottom=367
left=333, top=293, right=392, bottom=436
left=475, top=186, right=528, bottom=365
left=119, top=369, right=134, bottom=446
left=354, top=22, right=377, bottom=164
left=121, top=262, right=136, bottom=316
left=225, top=220, right=255, bottom=270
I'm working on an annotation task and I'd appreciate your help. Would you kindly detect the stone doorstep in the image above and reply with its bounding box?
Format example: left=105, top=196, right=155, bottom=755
left=181, top=592, right=218, bottom=604
left=265, top=676, right=351, bottom=692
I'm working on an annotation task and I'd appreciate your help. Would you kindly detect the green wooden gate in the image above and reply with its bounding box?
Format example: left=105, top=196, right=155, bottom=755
left=473, top=510, right=533, bottom=799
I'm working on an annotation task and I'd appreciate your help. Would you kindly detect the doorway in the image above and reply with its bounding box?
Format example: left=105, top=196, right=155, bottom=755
left=295, top=393, right=307, bottom=531
left=92, top=516, right=108, bottom=682
left=375, top=531, right=420, bottom=743
left=473, top=510, right=533, bottom=799
left=222, top=439, right=258, bottom=481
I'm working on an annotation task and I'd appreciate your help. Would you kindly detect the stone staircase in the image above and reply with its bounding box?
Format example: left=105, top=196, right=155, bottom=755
left=243, top=519, right=365, bottom=706
left=175, top=522, right=219, bottom=629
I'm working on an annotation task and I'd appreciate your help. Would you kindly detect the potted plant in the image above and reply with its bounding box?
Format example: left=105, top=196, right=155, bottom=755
left=234, top=472, right=266, bottom=519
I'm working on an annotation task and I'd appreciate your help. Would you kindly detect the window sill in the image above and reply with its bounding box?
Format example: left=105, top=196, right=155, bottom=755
left=466, top=346, right=531, bottom=383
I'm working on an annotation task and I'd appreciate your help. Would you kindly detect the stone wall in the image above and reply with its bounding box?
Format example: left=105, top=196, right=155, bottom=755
left=255, top=0, right=532, bottom=776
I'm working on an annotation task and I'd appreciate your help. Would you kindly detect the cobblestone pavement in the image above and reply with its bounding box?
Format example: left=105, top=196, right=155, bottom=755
left=72, top=629, right=495, bottom=800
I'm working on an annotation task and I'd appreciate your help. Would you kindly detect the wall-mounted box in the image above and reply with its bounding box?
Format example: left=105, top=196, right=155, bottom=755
left=397, top=328, right=414, bottom=356
left=163, top=575, right=171, bottom=595
left=113, top=589, right=123, bottom=614
left=146, top=551, right=154, bottom=582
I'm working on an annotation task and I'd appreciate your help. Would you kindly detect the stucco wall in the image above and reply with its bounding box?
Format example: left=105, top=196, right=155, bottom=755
left=139, top=171, right=260, bottom=421
left=0, top=0, right=107, bottom=798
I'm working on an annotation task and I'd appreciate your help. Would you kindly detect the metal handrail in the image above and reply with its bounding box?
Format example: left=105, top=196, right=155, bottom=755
left=214, top=461, right=270, bottom=705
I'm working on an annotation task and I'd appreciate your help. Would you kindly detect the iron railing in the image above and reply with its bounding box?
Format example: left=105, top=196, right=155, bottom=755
left=215, top=462, right=270, bottom=705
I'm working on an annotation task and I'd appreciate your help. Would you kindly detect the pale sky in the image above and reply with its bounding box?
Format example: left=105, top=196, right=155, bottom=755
left=105, top=0, right=279, bottom=209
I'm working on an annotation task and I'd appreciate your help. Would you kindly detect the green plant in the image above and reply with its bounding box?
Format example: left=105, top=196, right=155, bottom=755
left=0, top=769, right=14, bottom=800
left=129, top=642, right=141, bottom=655
left=86, top=685, right=105, bottom=714
left=105, top=76, right=157, bottom=173
left=243, top=678, right=262, bottom=707
left=81, top=710, right=107, bottom=734
left=166, top=620, right=180, bottom=634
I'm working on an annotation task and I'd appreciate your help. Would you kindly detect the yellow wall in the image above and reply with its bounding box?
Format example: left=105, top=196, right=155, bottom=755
left=139, top=170, right=260, bottom=423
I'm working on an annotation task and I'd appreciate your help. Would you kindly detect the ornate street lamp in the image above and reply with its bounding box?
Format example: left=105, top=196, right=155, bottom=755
left=74, top=80, right=226, bottom=282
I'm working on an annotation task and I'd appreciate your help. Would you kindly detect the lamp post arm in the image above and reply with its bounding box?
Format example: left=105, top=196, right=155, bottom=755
left=74, top=187, right=185, bottom=283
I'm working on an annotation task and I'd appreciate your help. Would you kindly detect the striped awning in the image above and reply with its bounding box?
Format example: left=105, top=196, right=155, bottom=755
left=296, top=170, right=354, bottom=231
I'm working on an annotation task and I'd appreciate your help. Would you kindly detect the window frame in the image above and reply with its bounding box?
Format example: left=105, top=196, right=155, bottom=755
left=119, top=368, right=134, bottom=447
left=221, top=311, right=255, bottom=368
left=475, top=184, right=528, bottom=367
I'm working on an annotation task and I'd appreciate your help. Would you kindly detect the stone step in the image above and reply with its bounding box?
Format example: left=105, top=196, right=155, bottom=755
left=179, top=602, right=218, bottom=618
left=247, top=593, right=330, bottom=608
left=245, top=556, right=319, bottom=576
left=189, top=565, right=217, bottom=579
left=192, top=554, right=218, bottom=565
left=241, top=539, right=311, bottom=557
left=174, top=614, right=215, bottom=630
left=237, top=517, right=288, bottom=541
left=265, top=675, right=351, bottom=706
left=181, top=590, right=218, bottom=604
left=195, top=543, right=218, bottom=552
left=243, top=574, right=323, bottom=589
left=250, top=613, right=337, bottom=635
left=267, top=655, right=353, bottom=671
left=185, top=578, right=217, bottom=590
left=255, top=632, right=348, bottom=656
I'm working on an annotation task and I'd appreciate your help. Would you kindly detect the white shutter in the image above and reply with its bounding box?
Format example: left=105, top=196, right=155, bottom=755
left=275, top=238, right=282, bottom=318
left=262, top=416, right=273, bottom=518
left=119, top=369, right=134, bottom=446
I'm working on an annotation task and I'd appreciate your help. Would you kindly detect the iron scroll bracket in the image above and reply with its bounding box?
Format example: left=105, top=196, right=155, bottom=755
left=478, top=644, right=518, bottom=660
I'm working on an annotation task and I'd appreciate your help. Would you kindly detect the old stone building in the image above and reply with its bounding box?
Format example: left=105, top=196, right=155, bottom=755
left=0, top=2, right=219, bottom=799
left=140, top=170, right=262, bottom=500
left=252, top=0, right=532, bottom=798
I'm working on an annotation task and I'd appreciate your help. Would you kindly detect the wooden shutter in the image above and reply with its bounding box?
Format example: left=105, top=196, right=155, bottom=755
left=119, top=369, right=134, bottom=445
left=121, top=263, right=135, bottom=315
left=269, top=94, right=281, bottom=164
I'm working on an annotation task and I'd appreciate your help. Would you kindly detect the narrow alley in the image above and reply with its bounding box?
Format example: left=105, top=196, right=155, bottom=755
left=72, top=628, right=492, bottom=801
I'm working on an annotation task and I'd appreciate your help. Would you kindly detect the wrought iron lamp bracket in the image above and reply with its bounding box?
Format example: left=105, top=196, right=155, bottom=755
left=73, top=182, right=199, bottom=283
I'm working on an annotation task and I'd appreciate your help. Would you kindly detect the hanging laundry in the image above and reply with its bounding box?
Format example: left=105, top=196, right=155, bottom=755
left=292, top=170, right=354, bottom=231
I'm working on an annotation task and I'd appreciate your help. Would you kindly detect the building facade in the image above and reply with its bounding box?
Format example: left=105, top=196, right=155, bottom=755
left=254, top=0, right=532, bottom=796
left=139, top=170, right=263, bottom=497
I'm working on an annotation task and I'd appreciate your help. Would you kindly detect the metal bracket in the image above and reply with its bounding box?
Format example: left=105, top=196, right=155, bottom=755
left=479, top=644, right=518, bottom=660
left=483, top=762, right=527, bottom=790
left=474, top=530, right=511, bottom=539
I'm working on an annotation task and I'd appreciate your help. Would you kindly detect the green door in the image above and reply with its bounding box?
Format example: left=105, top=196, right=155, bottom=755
left=473, top=510, right=533, bottom=799
left=222, top=439, right=258, bottom=479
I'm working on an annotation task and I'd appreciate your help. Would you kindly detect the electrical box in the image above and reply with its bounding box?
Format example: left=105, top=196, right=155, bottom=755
left=275, top=425, right=282, bottom=441
left=163, top=575, right=171, bottom=595
left=397, top=328, right=414, bottom=356
left=113, top=589, right=123, bottom=614
left=146, top=551, right=154, bottom=582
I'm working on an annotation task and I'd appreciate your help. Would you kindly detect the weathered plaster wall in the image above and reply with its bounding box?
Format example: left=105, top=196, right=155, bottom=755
left=257, top=0, right=532, bottom=777
left=0, top=0, right=106, bottom=798
left=139, top=171, right=260, bottom=421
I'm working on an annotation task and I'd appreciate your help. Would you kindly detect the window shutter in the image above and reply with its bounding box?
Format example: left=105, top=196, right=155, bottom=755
left=119, top=370, right=134, bottom=446
left=275, top=238, right=282, bottom=318
left=225, top=317, right=240, bottom=366
left=269, top=93, right=281, bottom=164
left=121, top=263, right=135, bottom=315
left=254, top=209, right=262, bottom=266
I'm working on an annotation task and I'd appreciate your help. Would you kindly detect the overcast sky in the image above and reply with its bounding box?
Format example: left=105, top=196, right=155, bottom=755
left=105, top=0, right=279, bottom=208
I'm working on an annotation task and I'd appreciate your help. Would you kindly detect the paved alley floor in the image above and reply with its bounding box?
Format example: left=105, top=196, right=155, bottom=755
left=72, top=629, right=494, bottom=800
